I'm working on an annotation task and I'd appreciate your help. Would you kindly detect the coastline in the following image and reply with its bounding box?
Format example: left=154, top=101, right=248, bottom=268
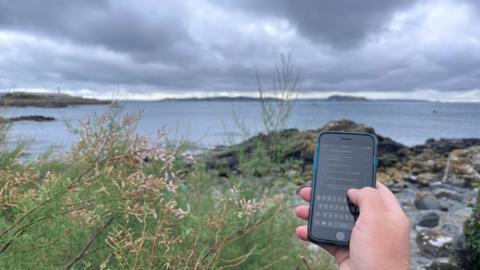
left=205, top=119, right=479, bottom=268
left=2, top=113, right=479, bottom=269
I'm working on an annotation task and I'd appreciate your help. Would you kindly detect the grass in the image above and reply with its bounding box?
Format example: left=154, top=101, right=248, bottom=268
left=0, top=108, right=334, bottom=269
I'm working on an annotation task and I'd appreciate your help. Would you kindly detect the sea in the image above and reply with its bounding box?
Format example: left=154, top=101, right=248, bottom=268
left=2, top=100, right=480, bottom=158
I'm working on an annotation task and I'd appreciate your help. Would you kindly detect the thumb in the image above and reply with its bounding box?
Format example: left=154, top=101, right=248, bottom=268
left=347, top=187, right=385, bottom=215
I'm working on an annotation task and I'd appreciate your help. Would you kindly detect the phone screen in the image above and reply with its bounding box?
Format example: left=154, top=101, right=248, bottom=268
left=309, top=132, right=376, bottom=245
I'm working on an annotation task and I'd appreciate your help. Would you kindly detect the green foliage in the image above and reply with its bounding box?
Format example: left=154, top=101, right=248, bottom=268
left=464, top=194, right=480, bottom=269
left=0, top=109, right=333, bottom=269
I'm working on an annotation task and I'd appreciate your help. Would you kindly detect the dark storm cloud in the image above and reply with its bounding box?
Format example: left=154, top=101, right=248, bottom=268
left=213, top=0, right=419, bottom=48
left=0, top=0, right=192, bottom=63
left=0, top=0, right=480, bottom=99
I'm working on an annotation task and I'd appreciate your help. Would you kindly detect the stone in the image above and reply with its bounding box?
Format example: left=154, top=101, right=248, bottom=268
left=441, top=224, right=463, bottom=237
left=406, top=175, right=417, bottom=183
left=426, top=260, right=462, bottom=270
left=206, top=148, right=239, bottom=171
left=444, top=146, right=480, bottom=187
left=411, top=159, right=445, bottom=175
left=415, top=173, right=444, bottom=187
left=377, top=168, right=408, bottom=186
left=417, top=212, right=440, bottom=228
left=389, top=183, right=406, bottom=193
left=376, top=172, right=394, bottom=186
left=423, top=138, right=480, bottom=155
left=416, top=230, right=454, bottom=257
left=415, top=192, right=442, bottom=210
left=440, top=201, right=449, bottom=212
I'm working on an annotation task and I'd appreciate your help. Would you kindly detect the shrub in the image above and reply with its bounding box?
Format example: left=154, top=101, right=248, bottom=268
left=464, top=194, right=480, bottom=269
left=0, top=109, right=333, bottom=269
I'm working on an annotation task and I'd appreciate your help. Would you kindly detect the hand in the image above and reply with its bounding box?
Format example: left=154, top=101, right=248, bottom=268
left=295, top=182, right=410, bottom=270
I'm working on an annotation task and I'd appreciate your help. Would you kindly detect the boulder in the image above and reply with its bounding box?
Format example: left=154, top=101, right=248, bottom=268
left=416, top=230, right=454, bottom=257
left=205, top=147, right=240, bottom=172
left=415, top=192, right=442, bottom=210
left=444, top=146, right=480, bottom=187
left=417, top=212, right=440, bottom=228
left=204, top=119, right=411, bottom=175
left=433, top=189, right=462, bottom=201
left=316, top=119, right=409, bottom=168
left=319, top=119, right=375, bottom=134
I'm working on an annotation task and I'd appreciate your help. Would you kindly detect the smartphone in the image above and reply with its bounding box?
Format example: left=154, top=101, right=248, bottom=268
left=308, top=131, right=377, bottom=247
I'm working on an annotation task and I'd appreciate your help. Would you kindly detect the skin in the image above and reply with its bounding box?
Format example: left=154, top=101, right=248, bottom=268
left=295, top=182, right=410, bottom=270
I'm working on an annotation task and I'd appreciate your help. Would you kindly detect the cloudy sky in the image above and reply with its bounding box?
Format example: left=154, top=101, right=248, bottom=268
left=1, top=0, right=480, bottom=101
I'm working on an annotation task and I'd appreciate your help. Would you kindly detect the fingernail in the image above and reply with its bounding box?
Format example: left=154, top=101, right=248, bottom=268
left=347, top=189, right=358, bottom=196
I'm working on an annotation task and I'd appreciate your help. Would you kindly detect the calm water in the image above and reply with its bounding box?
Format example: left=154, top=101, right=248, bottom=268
left=3, top=100, right=480, bottom=157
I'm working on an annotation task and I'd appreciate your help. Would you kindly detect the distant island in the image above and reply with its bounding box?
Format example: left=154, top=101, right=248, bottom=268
left=159, top=96, right=282, bottom=102
left=158, top=95, right=369, bottom=102
left=155, top=94, right=441, bottom=103
left=321, top=95, right=368, bottom=101
left=0, top=92, right=111, bottom=107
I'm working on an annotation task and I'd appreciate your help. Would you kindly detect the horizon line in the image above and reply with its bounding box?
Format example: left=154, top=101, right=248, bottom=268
left=1, top=88, right=480, bottom=103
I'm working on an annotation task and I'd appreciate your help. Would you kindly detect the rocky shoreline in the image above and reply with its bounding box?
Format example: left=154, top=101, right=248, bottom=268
left=205, top=120, right=480, bottom=269
left=0, top=115, right=56, bottom=123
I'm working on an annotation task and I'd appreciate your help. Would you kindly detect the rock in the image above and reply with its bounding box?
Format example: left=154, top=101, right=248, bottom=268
left=390, top=182, right=407, bottom=193
left=414, top=173, right=438, bottom=187
left=206, top=151, right=239, bottom=172
left=376, top=172, right=394, bottom=186
left=406, top=175, right=418, bottom=183
left=205, top=119, right=413, bottom=175
left=434, top=189, right=462, bottom=201
left=377, top=168, right=408, bottom=187
left=417, top=212, right=440, bottom=228
left=319, top=119, right=375, bottom=134
left=440, top=201, right=449, bottom=211
left=422, top=138, right=480, bottom=155
left=416, top=230, right=454, bottom=257
left=0, top=115, right=56, bottom=123
left=317, top=119, right=409, bottom=168
left=441, top=224, right=463, bottom=237
left=452, top=207, right=474, bottom=221
left=411, top=158, right=446, bottom=175
left=426, top=260, right=463, bottom=270
left=415, top=192, right=442, bottom=210
left=444, top=146, right=480, bottom=187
